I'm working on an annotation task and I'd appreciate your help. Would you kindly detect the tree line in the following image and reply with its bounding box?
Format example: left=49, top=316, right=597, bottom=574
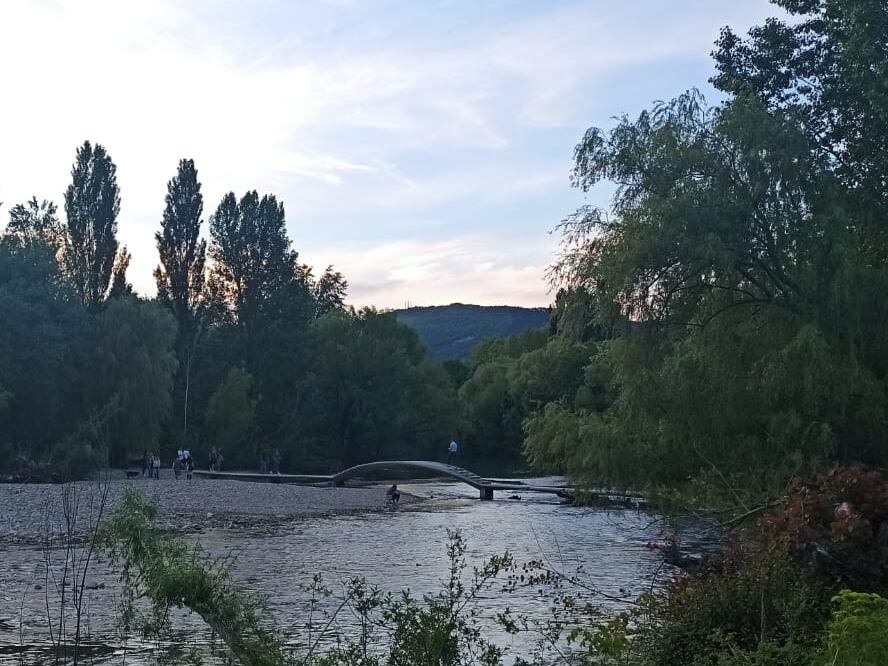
left=0, top=148, right=469, bottom=477
left=4, top=0, right=885, bottom=499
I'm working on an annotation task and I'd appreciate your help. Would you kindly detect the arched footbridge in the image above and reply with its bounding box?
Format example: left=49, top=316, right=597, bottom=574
left=194, top=460, right=573, bottom=501
left=331, top=460, right=572, bottom=500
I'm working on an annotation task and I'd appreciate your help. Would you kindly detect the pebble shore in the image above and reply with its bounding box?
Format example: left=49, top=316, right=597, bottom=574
left=0, top=476, right=414, bottom=545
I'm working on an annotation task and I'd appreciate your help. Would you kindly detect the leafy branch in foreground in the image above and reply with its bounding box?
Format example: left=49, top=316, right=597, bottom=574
left=100, top=491, right=291, bottom=666
left=99, top=492, right=549, bottom=666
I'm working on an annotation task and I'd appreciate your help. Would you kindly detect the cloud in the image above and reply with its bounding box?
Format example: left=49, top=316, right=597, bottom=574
left=305, top=233, right=558, bottom=309
left=0, top=0, right=778, bottom=303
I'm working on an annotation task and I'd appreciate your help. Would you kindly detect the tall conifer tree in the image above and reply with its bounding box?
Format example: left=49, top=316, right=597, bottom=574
left=154, top=158, right=207, bottom=438
left=63, top=141, right=121, bottom=308
left=155, top=159, right=206, bottom=319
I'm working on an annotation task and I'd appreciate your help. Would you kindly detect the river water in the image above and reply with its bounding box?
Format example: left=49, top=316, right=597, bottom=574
left=0, top=478, right=699, bottom=665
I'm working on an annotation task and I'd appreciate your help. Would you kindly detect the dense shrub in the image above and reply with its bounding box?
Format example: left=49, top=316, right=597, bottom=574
left=635, top=467, right=888, bottom=665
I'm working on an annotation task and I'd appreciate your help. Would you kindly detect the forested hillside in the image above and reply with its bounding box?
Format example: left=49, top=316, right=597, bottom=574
left=395, top=304, right=549, bottom=359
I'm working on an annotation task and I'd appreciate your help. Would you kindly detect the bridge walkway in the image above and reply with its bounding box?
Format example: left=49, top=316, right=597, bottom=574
left=195, top=460, right=573, bottom=500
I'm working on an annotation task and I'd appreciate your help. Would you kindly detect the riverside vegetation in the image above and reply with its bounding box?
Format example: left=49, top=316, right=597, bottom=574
left=3, top=0, right=888, bottom=663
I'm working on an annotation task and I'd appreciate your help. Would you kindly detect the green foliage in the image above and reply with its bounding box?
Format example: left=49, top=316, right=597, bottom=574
left=101, top=491, right=290, bottom=666
left=208, top=190, right=297, bottom=331
left=108, top=245, right=133, bottom=299
left=713, top=0, right=888, bottom=257
left=308, top=264, right=349, bottom=317
left=1, top=145, right=523, bottom=474
left=94, top=297, right=178, bottom=465
left=0, top=235, right=92, bottom=466
left=442, top=359, right=471, bottom=387
left=204, top=367, right=257, bottom=469
left=458, top=360, right=523, bottom=461
left=629, top=469, right=888, bottom=666
left=313, top=532, right=509, bottom=666
left=825, top=591, right=888, bottom=666
left=540, top=2, right=888, bottom=496
left=636, top=547, right=829, bottom=666
left=293, top=308, right=458, bottom=469
left=461, top=332, right=603, bottom=465
left=469, top=327, right=549, bottom=367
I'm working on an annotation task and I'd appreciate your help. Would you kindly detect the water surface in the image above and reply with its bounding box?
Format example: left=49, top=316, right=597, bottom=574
left=0, top=478, right=689, bottom=664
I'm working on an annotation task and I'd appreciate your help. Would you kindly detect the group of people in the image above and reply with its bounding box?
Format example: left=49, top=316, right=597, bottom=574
left=208, top=446, right=224, bottom=472
left=260, top=449, right=282, bottom=475
left=173, top=449, right=194, bottom=480
left=140, top=449, right=195, bottom=480
left=141, top=452, right=162, bottom=479
left=137, top=438, right=462, bottom=490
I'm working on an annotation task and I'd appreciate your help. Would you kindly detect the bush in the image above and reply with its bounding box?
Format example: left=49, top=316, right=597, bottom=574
left=634, top=467, right=888, bottom=665
left=826, top=590, right=888, bottom=666
left=638, top=545, right=827, bottom=666
left=762, top=467, right=888, bottom=595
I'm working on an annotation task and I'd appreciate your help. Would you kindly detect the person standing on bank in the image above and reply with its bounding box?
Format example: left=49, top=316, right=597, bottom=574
left=446, top=439, right=459, bottom=464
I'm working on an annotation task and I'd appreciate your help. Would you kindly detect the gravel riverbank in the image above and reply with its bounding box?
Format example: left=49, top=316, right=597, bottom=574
left=0, top=477, right=417, bottom=545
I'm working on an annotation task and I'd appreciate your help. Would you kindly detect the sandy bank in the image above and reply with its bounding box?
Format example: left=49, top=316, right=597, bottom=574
left=0, top=477, right=418, bottom=545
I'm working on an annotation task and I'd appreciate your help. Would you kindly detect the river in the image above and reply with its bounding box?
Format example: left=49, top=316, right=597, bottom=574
left=0, top=478, right=699, bottom=665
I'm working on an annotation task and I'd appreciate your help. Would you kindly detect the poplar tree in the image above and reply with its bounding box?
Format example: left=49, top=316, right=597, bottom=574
left=63, top=141, right=121, bottom=308
left=154, top=159, right=206, bottom=320
left=154, top=159, right=207, bottom=439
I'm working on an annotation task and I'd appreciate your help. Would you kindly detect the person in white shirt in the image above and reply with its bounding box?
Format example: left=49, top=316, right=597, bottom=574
left=447, top=440, right=458, bottom=464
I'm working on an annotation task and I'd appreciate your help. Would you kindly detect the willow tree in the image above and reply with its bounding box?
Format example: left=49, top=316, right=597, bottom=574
left=540, top=87, right=888, bottom=499
left=63, top=141, right=122, bottom=308
left=155, top=159, right=207, bottom=438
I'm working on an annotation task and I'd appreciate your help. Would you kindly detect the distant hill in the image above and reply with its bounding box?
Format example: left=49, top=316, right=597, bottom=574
left=395, top=304, right=550, bottom=360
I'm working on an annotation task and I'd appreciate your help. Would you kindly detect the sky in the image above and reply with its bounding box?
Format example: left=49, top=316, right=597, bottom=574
left=0, top=0, right=778, bottom=308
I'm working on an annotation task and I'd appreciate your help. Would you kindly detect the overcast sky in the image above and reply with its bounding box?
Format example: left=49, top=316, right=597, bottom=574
left=0, top=0, right=777, bottom=308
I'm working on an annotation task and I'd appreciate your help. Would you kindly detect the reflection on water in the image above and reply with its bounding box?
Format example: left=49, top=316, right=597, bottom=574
left=0, top=478, right=691, bottom=664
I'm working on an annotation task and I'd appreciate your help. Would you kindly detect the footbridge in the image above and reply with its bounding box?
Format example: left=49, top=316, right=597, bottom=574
left=194, top=460, right=573, bottom=501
